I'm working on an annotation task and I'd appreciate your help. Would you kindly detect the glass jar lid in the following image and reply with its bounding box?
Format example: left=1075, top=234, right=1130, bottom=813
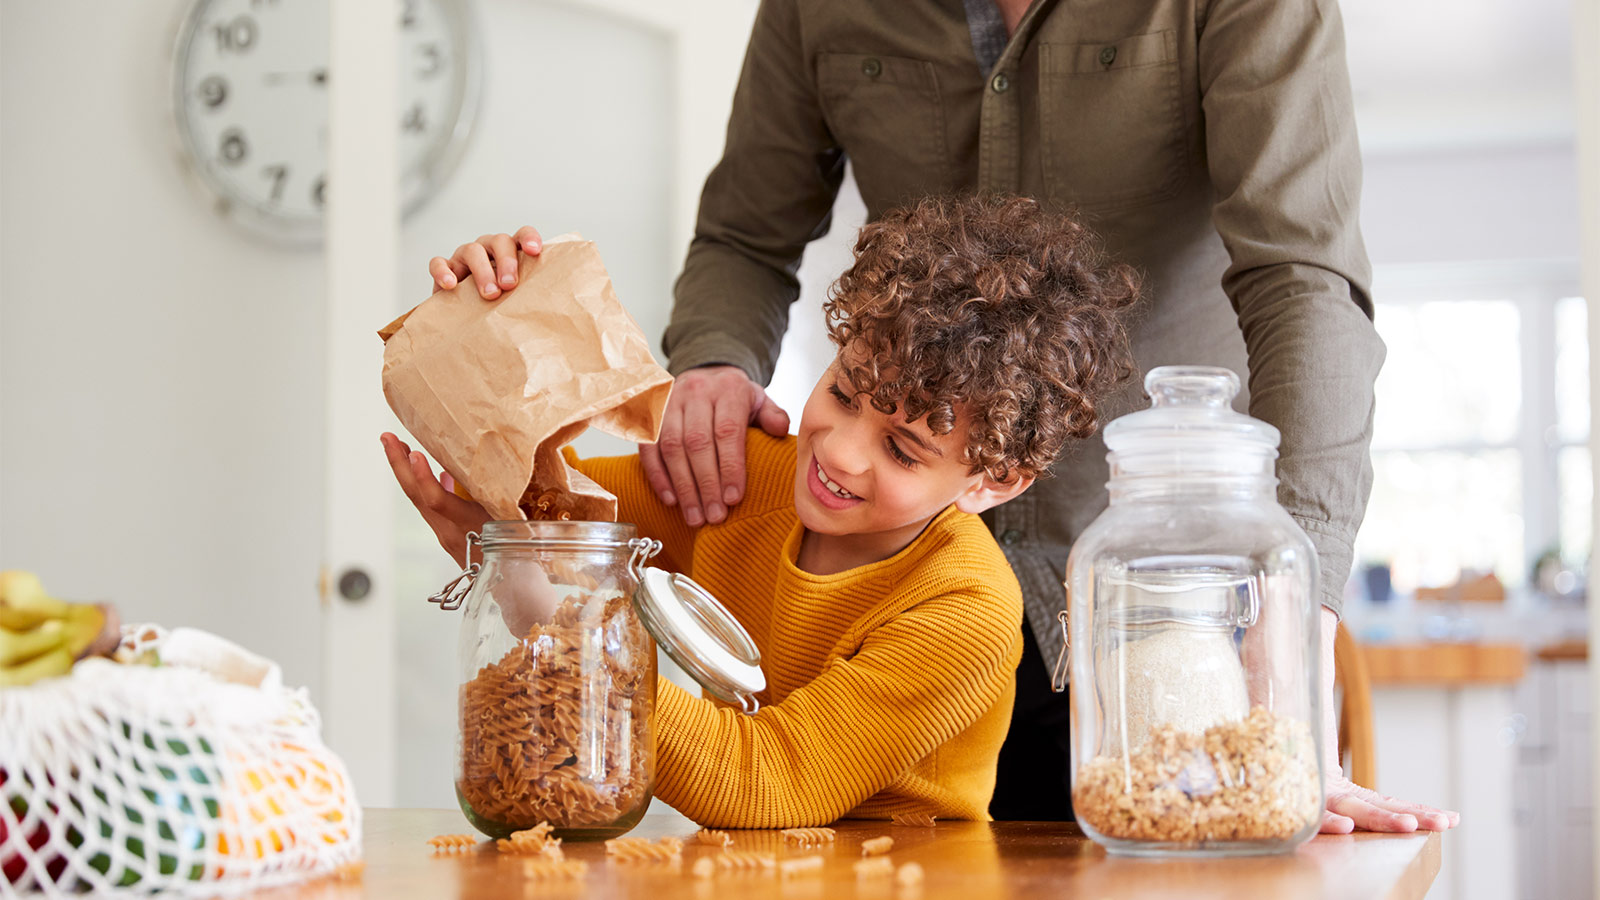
left=1103, top=366, right=1279, bottom=475
left=634, top=565, right=766, bottom=713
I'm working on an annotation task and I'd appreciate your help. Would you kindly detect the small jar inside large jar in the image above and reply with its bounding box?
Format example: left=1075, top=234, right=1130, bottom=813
left=453, top=521, right=656, bottom=840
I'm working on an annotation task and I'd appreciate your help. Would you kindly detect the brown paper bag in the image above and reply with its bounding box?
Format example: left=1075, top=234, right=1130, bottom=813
left=379, top=235, right=673, bottom=522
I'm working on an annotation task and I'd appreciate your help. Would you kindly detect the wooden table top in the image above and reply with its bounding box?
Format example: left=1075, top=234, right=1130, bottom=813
left=250, top=808, right=1442, bottom=900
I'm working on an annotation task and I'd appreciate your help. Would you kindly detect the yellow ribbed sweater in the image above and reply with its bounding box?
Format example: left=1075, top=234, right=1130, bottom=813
left=571, top=429, right=1023, bottom=828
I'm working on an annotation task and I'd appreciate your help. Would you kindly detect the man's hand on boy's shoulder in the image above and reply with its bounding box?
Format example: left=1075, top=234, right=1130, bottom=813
left=640, top=365, right=791, bottom=528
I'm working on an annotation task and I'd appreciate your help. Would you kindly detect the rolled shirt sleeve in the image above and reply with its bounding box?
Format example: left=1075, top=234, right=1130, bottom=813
left=664, top=0, right=847, bottom=382
left=1198, top=0, right=1386, bottom=614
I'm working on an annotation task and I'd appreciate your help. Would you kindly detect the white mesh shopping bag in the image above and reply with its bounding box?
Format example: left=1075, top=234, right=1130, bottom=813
left=1, top=627, right=361, bottom=897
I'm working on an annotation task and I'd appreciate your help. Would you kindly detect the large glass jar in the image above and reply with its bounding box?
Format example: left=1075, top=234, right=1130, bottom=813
left=1057, top=367, right=1323, bottom=856
left=430, top=520, right=763, bottom=841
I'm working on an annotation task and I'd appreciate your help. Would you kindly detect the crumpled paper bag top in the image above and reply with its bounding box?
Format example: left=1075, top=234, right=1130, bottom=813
left=379, top=235, right=672, bottom=522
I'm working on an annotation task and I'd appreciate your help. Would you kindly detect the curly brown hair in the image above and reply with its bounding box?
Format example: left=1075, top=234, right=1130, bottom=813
left=824, top=194, right=1138, bottom=482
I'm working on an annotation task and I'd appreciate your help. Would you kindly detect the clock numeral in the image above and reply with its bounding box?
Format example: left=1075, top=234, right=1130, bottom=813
left=402, top=102, right=427, bottom=134
left=263, top=164, right=289, bottom=204
left=197, top=75, right=228, bottom=110
left=416, top=43, right=443, bottom=77
left=399, top=0, right=418, bottom=28
left=219, top=128, right=249, bottom=166
left=312, top=177, right=327, bottom=208
left=212, top=16, right=258, bottom=54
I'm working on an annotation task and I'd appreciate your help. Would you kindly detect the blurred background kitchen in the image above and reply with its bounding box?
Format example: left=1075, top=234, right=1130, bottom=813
left=2, top=0, right=1596, bottom=897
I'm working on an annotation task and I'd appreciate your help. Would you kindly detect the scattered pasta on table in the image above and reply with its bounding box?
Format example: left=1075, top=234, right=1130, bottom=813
left=780, top=826, right=837, bottom=846
left=604, top=835, right=684, bottom=862
left=694, top=828, right=733, bottom=848
left=426, top=834, right=478, bottom=851
left=860, top=835, right=894, bottom=856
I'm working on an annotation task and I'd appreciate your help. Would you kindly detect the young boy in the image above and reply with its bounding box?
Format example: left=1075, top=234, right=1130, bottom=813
left=382, top=195, right=1137, bottom=827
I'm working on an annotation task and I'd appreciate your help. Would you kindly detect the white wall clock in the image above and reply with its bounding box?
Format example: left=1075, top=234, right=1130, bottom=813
left=170, top=0, right=480, bottom=244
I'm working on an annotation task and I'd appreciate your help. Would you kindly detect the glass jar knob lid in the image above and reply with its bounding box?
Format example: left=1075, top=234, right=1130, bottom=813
left=636, top=567, right=766, bottom=712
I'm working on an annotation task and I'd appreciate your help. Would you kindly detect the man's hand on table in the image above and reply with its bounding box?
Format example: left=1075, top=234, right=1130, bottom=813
left=639, top=365, right=790, bottom=527
left=1318, top=607, right=1460, bottom=833
left=1321, top=774, right=1460, bottom=834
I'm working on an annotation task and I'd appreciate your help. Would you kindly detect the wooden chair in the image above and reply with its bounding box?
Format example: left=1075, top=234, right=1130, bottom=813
left=1334, top=622, right=1377, bottom=788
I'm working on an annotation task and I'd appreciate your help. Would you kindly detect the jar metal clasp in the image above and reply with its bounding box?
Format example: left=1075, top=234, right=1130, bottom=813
left=428, top=531, right=482, bottom=611
left=1050, top=609, right=1070, bottom=693
left=627, top=537, right=664, bottom=580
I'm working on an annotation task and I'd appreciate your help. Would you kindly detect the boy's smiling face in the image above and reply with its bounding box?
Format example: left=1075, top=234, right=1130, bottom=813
left=792, top=361, right=1031, bottom=563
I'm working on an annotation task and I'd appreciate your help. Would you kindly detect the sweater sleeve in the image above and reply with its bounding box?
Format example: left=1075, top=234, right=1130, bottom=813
left=650, top=591, right=1022, bottom=828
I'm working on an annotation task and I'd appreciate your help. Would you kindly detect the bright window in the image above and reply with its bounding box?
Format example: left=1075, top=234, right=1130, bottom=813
left=1352, top=264, right=1588, bottom=595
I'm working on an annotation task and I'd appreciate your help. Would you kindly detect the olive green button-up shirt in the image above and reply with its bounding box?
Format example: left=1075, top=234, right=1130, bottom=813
left=665, top=0, right=1385, bottom=665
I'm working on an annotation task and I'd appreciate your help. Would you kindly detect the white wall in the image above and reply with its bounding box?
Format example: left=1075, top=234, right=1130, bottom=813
left=1362, top=143, right=1581, bottom=267
left=1, top=1, right=329, bottom=697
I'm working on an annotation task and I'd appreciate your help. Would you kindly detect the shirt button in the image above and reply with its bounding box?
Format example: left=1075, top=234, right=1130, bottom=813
left=862, top=57, right=882, bottom=78
left=991, top=72, right=1010, bottom=93
left=1099, top=46, right=1117, bottom=66
left=1001, top=529, right=1023, bottom=546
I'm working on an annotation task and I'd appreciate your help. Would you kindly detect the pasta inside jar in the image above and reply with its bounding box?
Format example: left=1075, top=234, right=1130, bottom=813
left=447, top=522, right=658, bottom=840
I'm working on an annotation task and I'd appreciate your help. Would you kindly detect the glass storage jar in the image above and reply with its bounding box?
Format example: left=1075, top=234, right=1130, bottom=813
left=1055, top=366, right=1323, bottom=856
left=429, top=520, right=763, bottom=840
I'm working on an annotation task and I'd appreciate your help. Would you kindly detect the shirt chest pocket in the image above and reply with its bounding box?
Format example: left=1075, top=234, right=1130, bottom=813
left=1039, top=31, right=1185, bottom=211
left=815, top=53, right=953, bottom=211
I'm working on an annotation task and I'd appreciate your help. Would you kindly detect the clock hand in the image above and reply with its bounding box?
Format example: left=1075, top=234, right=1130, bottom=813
left=263, top=69, right=329, bottom=86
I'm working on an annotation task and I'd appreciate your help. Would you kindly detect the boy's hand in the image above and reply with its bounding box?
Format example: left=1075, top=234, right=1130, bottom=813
left=381, top=432, right=490, bottom=565
left=640, top=365, right=790, bottom=526
left=427, top=226, right=543, bottom=298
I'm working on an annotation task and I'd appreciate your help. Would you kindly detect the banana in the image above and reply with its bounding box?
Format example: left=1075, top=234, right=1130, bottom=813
left=0, top=570, right=69, bottom=630
left=0, top=645, right=73, bottom=687
left=0, top=619, right=66, bottom=667
left=0, top=573, right=122, bottom=685
left=61, top=603, right=107, bottom=659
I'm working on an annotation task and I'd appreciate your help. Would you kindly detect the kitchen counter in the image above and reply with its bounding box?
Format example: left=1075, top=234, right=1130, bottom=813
left=250, top=808, right=1442, bottom=900
left=1361, top=641, right=1527, bottom=686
